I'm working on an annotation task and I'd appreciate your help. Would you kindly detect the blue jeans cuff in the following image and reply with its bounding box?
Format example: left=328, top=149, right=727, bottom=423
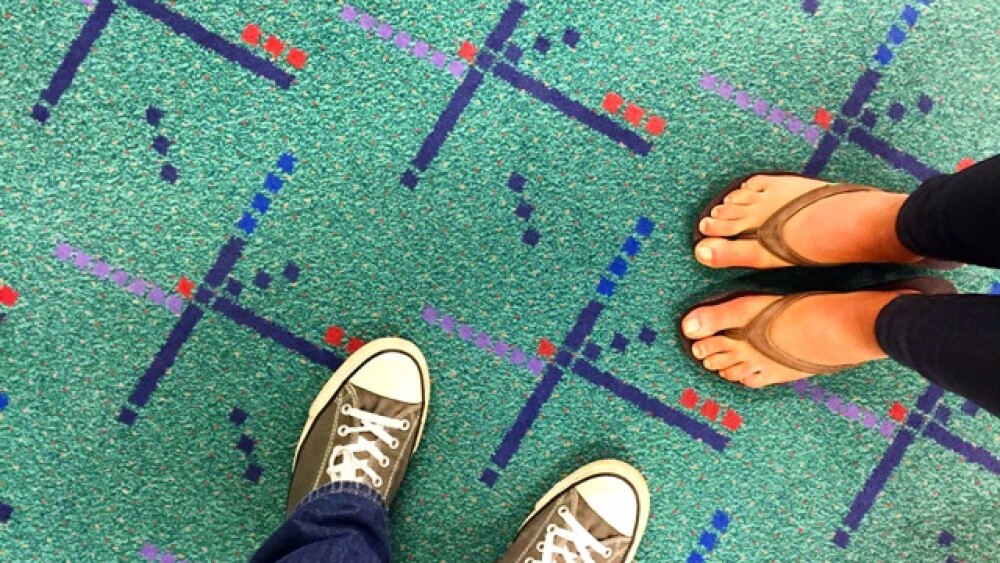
left=291, top=480, right=386, bottom=515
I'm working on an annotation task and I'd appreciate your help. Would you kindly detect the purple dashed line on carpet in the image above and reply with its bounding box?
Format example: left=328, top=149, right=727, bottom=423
left=699, top=72, right=822, bottom=145
left=341, top=4, right=467, bottom=80
left=422, top=304, right=544, bottom=375
left=789, top=379, right=897, bottom=439
left=53, top=241, right=184, bottom=316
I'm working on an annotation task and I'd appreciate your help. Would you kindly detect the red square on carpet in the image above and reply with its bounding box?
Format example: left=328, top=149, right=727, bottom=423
left=347, top=337, right=366, bottom=354
left=176, top=276, right=194, bottom=299
left=956, top=157, right=975, bottom=172
left=623, top=103, right=644, bottom=126
left=700, top=399, right=720, bottom=421
left=325, top=326, right=345, bottom=347
left=241, top=23, right=262, bottom=46
left=645, top=115, right=666, bottom=136
left=602, top=92, right=624, bottom=114
left=286, top=48, right=308, bottom=70
left=264, top=35, right=286, bottom=58
left=680, top=388, right=699, bottom=410
left=0, top=285, right=18, bottom=307
left=537, top=338, right=556, bottom=358
left=814, top=107, right=832, bottom=129
left=458, top=41, right=478, bottom=63
left=722, top=409, right=743, bottom=431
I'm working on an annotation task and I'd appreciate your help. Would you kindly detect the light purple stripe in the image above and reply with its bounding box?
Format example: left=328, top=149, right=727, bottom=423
left=475, top=332, right=491, bottom=350
left=394, top=32, right=411, bottom=50
left=165, top=294, right=184, bottom=315
left=357, top=13, right=376, bottom=30
left=448, top=60, right=467, bottom=79
left=73, top=251, right=91, bottom=270
left=92, top=261, right=110, bottom=279
left=458, top=324, right=474, bottom=341
left=421, top=304, right=544, bottom=377
left=422, top=305, right=438, bottom=324
left=699, top=73, right=718, bottom=90
left=510, top=347, right=526, bottom=366
left=52, top=242, right=181, bottom=316
left=698, top=73, right=817, bottom=146
left=54, top=242, right=74, bottom=261
left=340, top=4, right=358, bottom=21
left=342, top=9, right=462, bottom=80
left=717, top=81, right=734, bottom=100
left=786, top=381, right=891, bottom=439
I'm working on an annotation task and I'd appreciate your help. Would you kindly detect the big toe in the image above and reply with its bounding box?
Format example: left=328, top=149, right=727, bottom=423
left=694, top=239, right=790, bottom=269
left=682, top=295, right=779, bottom=339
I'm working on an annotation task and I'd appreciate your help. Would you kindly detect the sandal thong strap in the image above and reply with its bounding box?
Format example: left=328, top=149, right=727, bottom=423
left=751, top=183, right=880, bottom=267
left=724, top=292, right=863, bottom=375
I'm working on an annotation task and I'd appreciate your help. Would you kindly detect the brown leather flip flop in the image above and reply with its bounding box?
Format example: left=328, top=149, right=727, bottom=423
left=678, top=276, right=958, bottom=375
left=693, top=171, right=962, bottom=270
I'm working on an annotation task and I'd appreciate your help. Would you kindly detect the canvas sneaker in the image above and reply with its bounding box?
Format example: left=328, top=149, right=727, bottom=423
left=284, top=337, right=430, bottom=514
left=498, top=460, right=650, bottom=563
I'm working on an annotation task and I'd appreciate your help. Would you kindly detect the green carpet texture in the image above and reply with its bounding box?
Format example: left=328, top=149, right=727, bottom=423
left=2, top=0, right=999, bottom=560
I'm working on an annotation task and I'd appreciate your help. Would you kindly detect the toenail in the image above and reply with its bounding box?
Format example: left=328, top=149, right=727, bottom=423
left=695, top=246, right=713, bottom=263
left=683, top=317, right=700, bottom=336
left=699, top=218, right=710, bottom=233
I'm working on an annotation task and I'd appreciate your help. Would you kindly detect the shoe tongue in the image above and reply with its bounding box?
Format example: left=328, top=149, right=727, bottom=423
left=350, top=383, right=413, bottom=421
left=569, top=492, right=627, bottom=548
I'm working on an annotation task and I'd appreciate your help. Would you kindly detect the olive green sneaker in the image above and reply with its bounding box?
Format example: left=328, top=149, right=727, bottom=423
left=499, top=460, right=650, bottom=563
left=284, top=337, right=430, bottom=514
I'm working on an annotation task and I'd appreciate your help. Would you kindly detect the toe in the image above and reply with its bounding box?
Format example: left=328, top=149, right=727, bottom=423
left=710, top=204, right=748, bottom=220
left=740, top=372, right=772, bottom=388
left=703, top=352, right=741, bottom=371
left=719, top=363, right=759, bottom=382
left=682, top=296, right=777, bottom=339
left=694, top=239, right=791, bottom=269
left=741, top=176, right=771, bottom=191
left=690, top=335, right=739, bottom=359
left=698, top=216, right=754, bottom=238
left=725, top=189, right=760, bottom=205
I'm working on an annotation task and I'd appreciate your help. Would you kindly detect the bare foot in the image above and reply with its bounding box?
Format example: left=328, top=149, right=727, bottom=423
left=695, top=175, right=922, bottom=269
left=681, top=290, right=912, bottom=387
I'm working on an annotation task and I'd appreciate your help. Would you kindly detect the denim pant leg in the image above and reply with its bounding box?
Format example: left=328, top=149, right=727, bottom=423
left=250, top=481, right=391, bottom=563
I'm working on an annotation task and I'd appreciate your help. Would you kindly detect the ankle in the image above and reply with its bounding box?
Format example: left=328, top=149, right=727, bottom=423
left=851, top=291, right=913, bottom=358
left=873, top=194, right=921, bottom=263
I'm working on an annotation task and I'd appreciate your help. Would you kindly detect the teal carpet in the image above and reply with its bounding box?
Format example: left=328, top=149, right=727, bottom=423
left=1, top=0, right=998, bottom=560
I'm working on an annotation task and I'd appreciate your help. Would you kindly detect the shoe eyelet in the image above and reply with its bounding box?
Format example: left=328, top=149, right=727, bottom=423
left=389, top=437, right=400, bottom=449
left=536, top=542, right=546, bottom=552
left=379, top=456, right=390, bottom=468
left=400, top=420, right=411, bottom=431
left=373, top=476, right=383, bottom=487
left=557, top=506, right=569, bottom=516
left=337, top=425, right=348, bottom=437
left=602, top=547, right=613, bottom=558
left=546, top=524, right=557, bottom=534
left=341, top=404, right=352, bottom=415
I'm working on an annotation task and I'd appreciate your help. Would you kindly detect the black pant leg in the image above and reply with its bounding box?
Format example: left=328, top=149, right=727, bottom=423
left=876, top=294, right=1000, bottom=416
left=896, top=154, right=1000, bottom=268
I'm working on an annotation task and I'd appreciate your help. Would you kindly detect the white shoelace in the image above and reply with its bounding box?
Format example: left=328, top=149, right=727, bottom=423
left=526, top=505, right=612, bottom=563
left=326, top=404, right=410, bottom=489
